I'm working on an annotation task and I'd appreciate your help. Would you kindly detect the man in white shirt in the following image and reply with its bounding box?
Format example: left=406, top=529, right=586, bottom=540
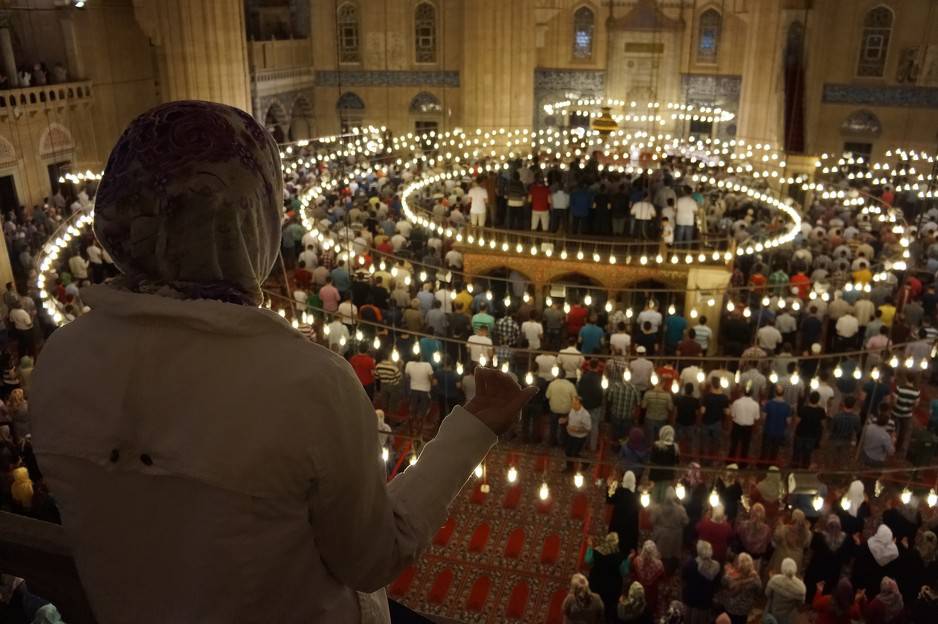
left=534, top=352, right=558, bottom=382
left=325, top=318, right=350, bottom=354
left=404, top=358, right=435, bottom=426
left=550, top=187, right=570, bottom=233
left=609, top=321, right=631, bottom=354
left=630, top=193, right=656, bottom=239
left=679, top=364, right=703, bottom=397
left=434, top=286, right=453, bottom=314
left=629, top=347, right=654, bottom=392
left=564, top=396, right=592, bottom=470
left=298, top=245, right=318, bottom=271
left=467, top=178, right=488, bottom=227
left=467, top=327, right=494, bottom=363
left=520, top=311, right=544, bottom=350
left=68, top=253, right=89, bottom=281
left=755, top=319, right=783, bottom=353
left=637, top=303, right=663, bottom=333
left=444, top=249, right=463, bottom=270
left=674, top=191, right=698, bottom=245
left=693, top=317, right=712, bottom=352
left=395, top=220, right=413, bottom=238
left=835, top=312, right=860, bottom=350
left=728, top=385, right=760, bottom=466
left=86, top=242, right=104, bottom=283
left=558, top=339, right=584, bottom=379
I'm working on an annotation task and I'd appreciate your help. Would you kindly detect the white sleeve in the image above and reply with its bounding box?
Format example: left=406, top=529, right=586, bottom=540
left=309, top=365, right=495, bottom=592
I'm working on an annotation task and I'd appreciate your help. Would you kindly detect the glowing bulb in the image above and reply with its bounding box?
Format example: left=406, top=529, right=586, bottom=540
left=689, top=308, right=699, bottom=319
left=720, top=376, right=729, bottom=389
left=604, top=301, right=613, bottom=313
left=812, top=495, right=824, bottom=511
left=474, top=464, right=484, bottom=478
left=551, top=365, right=560, bottom=378
left=668, top=304, right=676, bottom=315
left=726, top=301, right=735, bottom=312
left=507, top=466, right=518, bottom=483
left=810, top=377, right=819, bottom=390
left=623, top=369, right=632, bottom=382
left=412, top=342, right=421, bottom=355
left=900, top=488, right=912, bottom=505
left=769, top=371, right=779, bottom=384
left=500, top=361, right=509, bottom=373
left=564, top=303, right=571, bottom=314
left=709, top=489, right=720, bottom=508
left=833, top=365, right=843, bottom=378
left=381, top=447, right=390, bottom=462
left=640, top=491, right=651, bottom=508
left=409, top=454, right=418, bottom=466
left=456, top=361, right=464, bottom=375
left=525, top=372, right=534, bottom=385
left=928, top=489, right=937, bottom=508
left=539, top=482, right=550, bottom=501
left=433, top=351, right=442, bottom=364
left=373, top=336, right=381, bottom=350
left=650, top=372, right=659, bottom=386
left=870, top=367, right=880, bottom=381
left=889, top=355, right=900, bottom=368
left=696, top=371, right=706, bottom=383
left=675, top=483, right=686, bottom=500
left=545, top=296, right=553, bottom=307
left=671, top=379, right=680, bottom=393
left=574, top=472, right=584, bottom=489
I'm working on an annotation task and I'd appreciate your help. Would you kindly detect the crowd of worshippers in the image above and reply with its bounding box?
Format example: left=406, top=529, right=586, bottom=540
left=281, top=150, right=938, bottom=471
left=559, top=466, right=938, bottom=624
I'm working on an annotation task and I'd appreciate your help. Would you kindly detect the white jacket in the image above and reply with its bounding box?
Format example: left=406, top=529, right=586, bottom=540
left=31, top=286, right=495, bottom=623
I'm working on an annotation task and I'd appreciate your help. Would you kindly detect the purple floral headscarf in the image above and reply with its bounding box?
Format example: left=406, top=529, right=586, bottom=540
left=94, top=101, right=283, bottom=305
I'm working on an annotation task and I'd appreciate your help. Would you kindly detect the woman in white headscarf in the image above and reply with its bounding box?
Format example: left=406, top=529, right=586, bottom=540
left=649, top=425, right=678, bottom=502
left=852, top=524, right=900, bottom=596
left=835, top=479, right=870, bottom=536
left=680, top=540, right=722, bottom=624
left=765, top=558, right=807, bottom=624
left=629, top=540, right=665, bottom=616
left=607, top=470, right=640, bottom=553
left=31, top=102, right=537, bottom=624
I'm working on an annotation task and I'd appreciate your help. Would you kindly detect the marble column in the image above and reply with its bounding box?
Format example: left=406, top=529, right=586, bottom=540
left=58, top=13, right=85, bottom=80
left=736, top=0, right=783, bottom=146
left=0, top=27, right=18, bottom=88
left=134, top=0, right=251, bottom=112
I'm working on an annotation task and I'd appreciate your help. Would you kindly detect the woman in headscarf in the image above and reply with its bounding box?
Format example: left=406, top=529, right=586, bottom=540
left=649, top=486, right=689, bottom=573
left=607, top=471, right=640, bottom=554
left=721, top=552, right=762, bottom=624
left=768, top=508, right=811, bottom=574
left=562, top=572, right=604, bottom=624
left=836, top=479, right=871, bottom=537
left=658, top=601, right=685, bottom=624
left=6, top=388, right=28, bottom=441
left=751, top=466, right=784, bottom=523
left=852, top=524, right=900, bottom=596
left=618, top=427, right=648, bottom=481
left=648, top=425, right=678, bottom=503
left=616, top=582, right=652, bottom=624
left=696, top=504, right=734, bottom=563
left=735, top=502, right=772, bottom=570
left=629, top=540, right=665, bottom=616
left=764, top=557, right=807, bottom=624
left=680, top=540, right=722, bottom=624
left=30, top=101, right=538, bottom=623
left=918, top=530, right=938, bottom=586
left=811, top=577, right=860, bottom=624
left=858, top=576, right=905, bottom=623
left=883, top=493, right=923, bottom=544
left=680, top=462, right=708, bottom=547
left=805, top=514, right=855, bottom=602
left=585, top=532, right=625, bottom=623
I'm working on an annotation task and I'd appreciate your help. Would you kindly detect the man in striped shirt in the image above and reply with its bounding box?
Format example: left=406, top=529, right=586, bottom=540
left=375, top=354, right=403, bottom=414
left=692, top=317, right=712, bottom=353
left=891, top=372, right=920, bottom=459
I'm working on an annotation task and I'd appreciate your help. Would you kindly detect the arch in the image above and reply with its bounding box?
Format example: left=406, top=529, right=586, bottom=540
left=857, top=4, right=893, bottom=77
left=264, top=100, right=288, bottom=143
left=414, top=1, right=437, bottom=64
left=0, top=134, right=16, bottom=166
left=409, top=91, right=442, bottom=115
left=572, top=5, right=595, bottom=60
left=337, top=2, right=361, bottom=64
left=696, top=8, right=722, bottom=64
left=840, top=109, right=882, bottom=137
left=38, top=123, right=75, bottom=158
left=336, top=91, right=365, bottom=133
left=290, top=96, right=314, bottom=141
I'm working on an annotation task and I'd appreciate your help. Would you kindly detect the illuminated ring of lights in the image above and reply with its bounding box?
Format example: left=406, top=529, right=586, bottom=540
left=542, top=95, right=736, bottom=126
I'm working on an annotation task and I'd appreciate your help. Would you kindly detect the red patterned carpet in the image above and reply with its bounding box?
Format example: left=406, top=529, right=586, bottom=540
left=387, top=442, right=610, bottom=624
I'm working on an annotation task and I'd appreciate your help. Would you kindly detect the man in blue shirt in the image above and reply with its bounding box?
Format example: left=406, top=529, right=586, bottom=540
left=569, top=183, right=594, bottom=234
left=578, top=315, right=604, bottom=354
left=663, top=312, right=687, bottom=355
left=329, top=259, right=351, bottom=295
left=760, top=384, right=791, bottom=462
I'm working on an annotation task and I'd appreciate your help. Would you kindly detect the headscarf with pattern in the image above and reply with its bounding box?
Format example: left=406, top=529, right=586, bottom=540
left=94, top=101, right=283, bottom=306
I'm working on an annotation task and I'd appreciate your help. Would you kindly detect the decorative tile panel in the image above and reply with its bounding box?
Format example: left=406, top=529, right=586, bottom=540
left=534, top=68, right=606, bottom=93
left=315, top=70, right=459, bottom=88
left=822, top=83, right=938, bottom=109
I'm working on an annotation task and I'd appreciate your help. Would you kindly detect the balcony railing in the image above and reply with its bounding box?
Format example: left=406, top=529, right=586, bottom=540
left=248, top=38, right=312, bottom=72
left=0, top=80, right=93, bottom=119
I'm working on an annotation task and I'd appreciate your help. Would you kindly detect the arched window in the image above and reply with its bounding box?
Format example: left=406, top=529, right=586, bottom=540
left=414, top=2, right=437, bottom=64
left=336, top=92, right=365, bottom=133
left=857, top=5, right=893, bottom=77
left=697, top=9, right=721, bottom=64
left=337, top=3, right=360, bottom=64
left=572, top=6, right=594, bottom=60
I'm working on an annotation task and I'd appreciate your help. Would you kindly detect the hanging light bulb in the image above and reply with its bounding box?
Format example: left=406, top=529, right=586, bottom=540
left=833, top=365, right=843, bottom=378
left=626, top=308, right=634, bottom=318
left=640, top=490, right=651, bottom=508
left=563, top=303, right=571, bottom=314
left=927, top=489, right=937, bottom=508
left=373, top=336, right=381, bottom=350
left=412, top=342, right=421, bottom=355
left=671, top=379, right=680, bottom=393
left=409, top=453, right=418, bottom=466
left=551, top=365, right=560, bottom=378
left=921, top=359, right=929, bottom=370
left=507, top=466, right=518, bottom=483
left=853, top=367, right=862, bottom=380
left=545, top=296, right=553, bottom=307
left=323, top=324, right=332, bottom=336
left=432, top=351, right=442, bottom=364
left=743, top=307, right=752, bottom=318
left=875, top=480, right=884, bottom=497
left=900, top=487, right=912, bottom=505
left=539, top=482, right=550, bottom=501
left=675, top=483, right=686, bottom=500
left=720, top=376, right=729, bottom=389
left=584, top=294, right=593, bottom=306
left=601, top=376, right=609, bottom=390
left=525, top=371, right=534, bottom=385
left=810, top=377, right=820, bottom=390
left=690, top=308, right=699, bottom=319
left=623, top=368, right=632, bottom=382
left=769, top=370, right=779, bottom=384
left=474, top=464, right=484, bottom=478
left=500, top=361, right=509, bottom=373
left=812, top=495, right=824, bottom=511
left=650, top=372, right=659, bottom=386
left=381, top=447, right=390, bottom=463
left=870, top=367, right=880, bottom=381
left=904, top=356, right=915, bottom=369
left=479, top=355, right=488, bottom=367
left=574, top=472, right=585, bottom=489
left=339, top=336, right=347, bottom=347
left=696, top=370, right=706, bottom=383
left=504, top=294, right=511, bottom=308
left=523, top=292, right=531, bottom=303
left=889, top=355, right=900, bottom=368
left=726, top=300, right=735, bottom=312
left=391, top=348, right=400, bottom=362
left=456, top=361, right=464, bottom=375
left=840, top=495, right=851, bottom=512
left=668, top=304, right=676, bottom=315
left=605, top=301, right=613, bottom=313
left=709, top=488, right=721, bottom=508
